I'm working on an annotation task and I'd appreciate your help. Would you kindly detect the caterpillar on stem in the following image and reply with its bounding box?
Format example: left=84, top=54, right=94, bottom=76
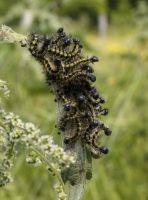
left=26, top=27, right=111, bottom=160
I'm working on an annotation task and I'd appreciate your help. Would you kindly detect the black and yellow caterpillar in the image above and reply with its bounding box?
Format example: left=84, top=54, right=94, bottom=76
left=26, top=28, right=112, bottom=159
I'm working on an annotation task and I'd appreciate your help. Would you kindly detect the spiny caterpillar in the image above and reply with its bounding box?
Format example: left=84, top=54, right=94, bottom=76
left=25, top=28, right=112, bottom=159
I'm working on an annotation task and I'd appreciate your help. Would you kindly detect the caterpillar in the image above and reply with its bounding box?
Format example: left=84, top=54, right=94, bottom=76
left=26, top=28, right=112, bottom=159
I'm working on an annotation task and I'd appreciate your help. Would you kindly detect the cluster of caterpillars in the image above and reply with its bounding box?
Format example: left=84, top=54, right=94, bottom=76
left=26, top=28, right=112, bottom=159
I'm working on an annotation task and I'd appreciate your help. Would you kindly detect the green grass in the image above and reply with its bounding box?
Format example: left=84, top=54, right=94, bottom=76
left=0, top=29, right=147, bottom=200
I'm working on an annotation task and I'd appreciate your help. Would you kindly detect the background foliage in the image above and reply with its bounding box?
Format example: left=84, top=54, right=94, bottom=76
left=0, top=0, right=147, bottom=200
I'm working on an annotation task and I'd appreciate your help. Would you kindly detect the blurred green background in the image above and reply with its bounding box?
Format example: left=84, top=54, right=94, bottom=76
left=0, top=0, right=148, bottom=200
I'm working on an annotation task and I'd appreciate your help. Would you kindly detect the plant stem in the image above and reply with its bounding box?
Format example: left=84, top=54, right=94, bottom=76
left=57, top=104, right=86, bottom=200
left=66, top=140, right=86, bottom=200
left=0, top=25, right=27, bottom=44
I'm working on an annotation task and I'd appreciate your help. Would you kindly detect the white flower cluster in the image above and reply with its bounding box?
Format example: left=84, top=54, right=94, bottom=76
left=0, top=171, right=13, bottom=187
left=0, top=79, right=76, bottom=199
left=0, top=110, right=75, bottom=180
left=0, top=80, right=10, bottom=98
left=22, top=122, right=76, bottom=169
left=54, top=183, right=67, bottom=200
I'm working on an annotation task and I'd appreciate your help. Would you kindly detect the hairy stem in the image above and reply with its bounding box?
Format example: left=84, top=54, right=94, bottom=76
left=0, top=25, right=27, bottom=44
left=57, top=103, right=86, bottom=200
left=67, top=140, right=86, bottom=200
